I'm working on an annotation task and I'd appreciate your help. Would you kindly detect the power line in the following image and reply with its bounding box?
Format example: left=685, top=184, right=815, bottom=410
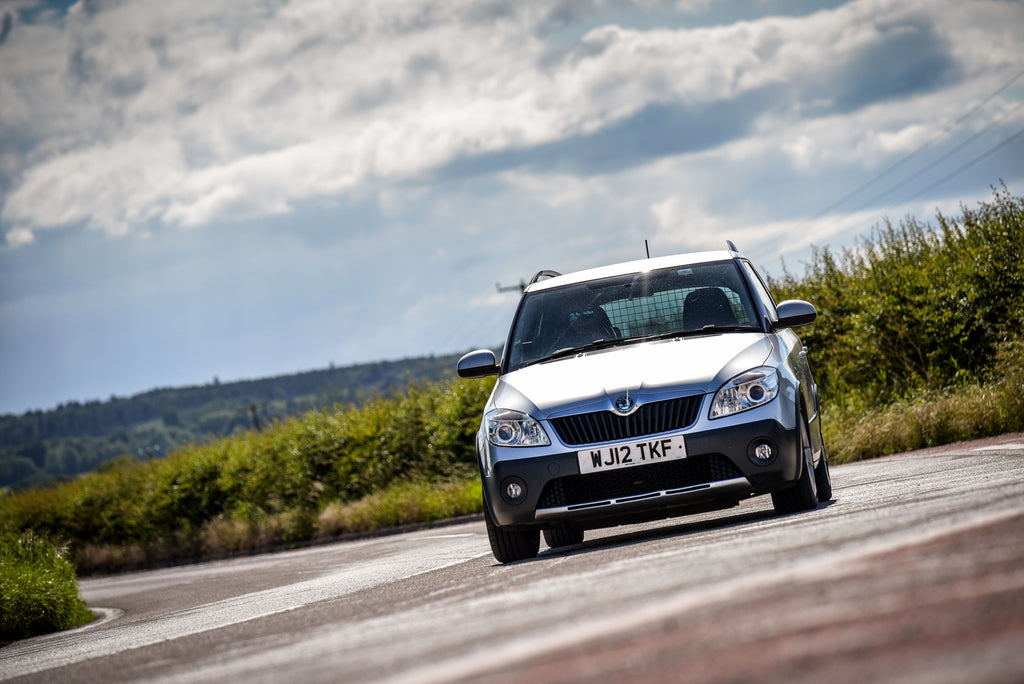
left=435, top=294, right=516, bottom=355
left=846, top=100, right=1024, bottom=213
left=901, top=125, right=1024, bottom=204
left=813, top=67, right=1024, bottom=218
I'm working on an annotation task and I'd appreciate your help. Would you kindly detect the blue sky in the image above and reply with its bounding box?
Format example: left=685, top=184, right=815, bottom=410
left=1, top=0, right=1022, bottom=415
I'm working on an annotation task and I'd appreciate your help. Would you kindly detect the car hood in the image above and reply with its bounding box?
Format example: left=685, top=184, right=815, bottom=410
left=493, top=332, right=775, bottom=418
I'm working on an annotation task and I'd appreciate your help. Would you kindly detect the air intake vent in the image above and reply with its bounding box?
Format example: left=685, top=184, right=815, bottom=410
left=537, top=454, right=742, bottom=508
left=549, top=395, right=703, bottom=446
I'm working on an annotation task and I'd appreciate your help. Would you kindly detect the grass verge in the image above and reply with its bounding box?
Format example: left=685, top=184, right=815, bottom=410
left=68, top=477, right=484, bottom=575
left=316, top=478, right=482, bottom=537
left=0, top=532, right=94, bottom=642
left=824, top=339, right=1024, bottom=463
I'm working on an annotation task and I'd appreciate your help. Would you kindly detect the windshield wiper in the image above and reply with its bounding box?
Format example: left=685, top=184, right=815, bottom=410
left=527, top=338, right=629, bottom=366
left=520, top=326, right=758, bottom=369
left=695, top=324, right=757, bottom=333
left=637, top=325, right=757, bottom=342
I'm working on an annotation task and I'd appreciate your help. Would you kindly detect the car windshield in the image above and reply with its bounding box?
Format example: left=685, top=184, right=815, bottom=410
left=506, top=260, right=760, bottom=371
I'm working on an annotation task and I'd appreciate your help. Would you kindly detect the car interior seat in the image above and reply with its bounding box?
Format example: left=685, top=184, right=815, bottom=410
left=682, top=287, right=738, bottom=329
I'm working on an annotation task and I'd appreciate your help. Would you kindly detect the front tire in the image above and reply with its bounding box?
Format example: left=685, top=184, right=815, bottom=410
left=484, top=504, right=540, bottom=563
left=543, top=526, right=585, bottom=549
left=772, top=409, right=819, bottom=514
left=814, top=447, right=833, bottom=502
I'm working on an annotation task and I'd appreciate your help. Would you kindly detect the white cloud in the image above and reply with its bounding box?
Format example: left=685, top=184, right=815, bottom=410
left=649, top=196, right=726, bottom=252
left=4, top=226, right=34, bottom=248
left=1, top=0, right=1023, bottom=415
left=3, top=0, right=1020, bottom=244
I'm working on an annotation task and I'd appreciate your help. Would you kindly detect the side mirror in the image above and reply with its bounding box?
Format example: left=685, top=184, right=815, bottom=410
left=775, top=300, right=817, bottom=329
left=457, top=349, right=499, bottom=378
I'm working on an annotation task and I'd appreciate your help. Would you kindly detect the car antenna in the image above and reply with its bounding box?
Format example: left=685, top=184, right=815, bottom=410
left=645, top=239, right=650, bottom=258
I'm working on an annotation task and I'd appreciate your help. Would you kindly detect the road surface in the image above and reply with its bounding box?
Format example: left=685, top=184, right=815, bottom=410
left=2, top=434, right=1022, bottom=683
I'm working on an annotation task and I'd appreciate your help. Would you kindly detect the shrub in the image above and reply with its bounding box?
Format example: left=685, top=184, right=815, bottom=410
left=0, top=532, right=94, bottom=642
left=772, top=184, right=1024, bottom=408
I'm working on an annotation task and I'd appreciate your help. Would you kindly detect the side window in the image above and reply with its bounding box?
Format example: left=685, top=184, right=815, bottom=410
left=741, top=261, right=778, bottom=324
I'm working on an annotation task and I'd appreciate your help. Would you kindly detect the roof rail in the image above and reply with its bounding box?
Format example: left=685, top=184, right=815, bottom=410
left=726, top=240, right=740, bottom=253
left=529, top=269, right=561, bottom=285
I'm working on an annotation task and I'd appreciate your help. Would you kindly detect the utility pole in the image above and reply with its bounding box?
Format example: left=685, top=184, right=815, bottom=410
left=249, top=404, right=262, bottom=432
left=495, top=279, right=527, bottom=295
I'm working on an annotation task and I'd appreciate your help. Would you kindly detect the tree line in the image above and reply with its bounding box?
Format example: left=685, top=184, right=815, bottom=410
left=0, top=353, right=467, bottom=490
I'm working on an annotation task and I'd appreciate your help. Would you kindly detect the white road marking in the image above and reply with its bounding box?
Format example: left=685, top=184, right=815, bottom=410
left=0, top=534, right=488, bottom=679
left=973, top=442, right=1024, bottom=451
left=385, top=508, right=1024, bottom=684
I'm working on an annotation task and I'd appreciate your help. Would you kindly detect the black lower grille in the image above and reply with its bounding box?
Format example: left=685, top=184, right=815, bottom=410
left=550, top=395, right=703, bottom=446
left=537, top=454, right=743, bottom=508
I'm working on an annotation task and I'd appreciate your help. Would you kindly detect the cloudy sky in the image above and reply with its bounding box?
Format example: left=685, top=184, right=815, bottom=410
left=1, top=0, right=1022, bottom=415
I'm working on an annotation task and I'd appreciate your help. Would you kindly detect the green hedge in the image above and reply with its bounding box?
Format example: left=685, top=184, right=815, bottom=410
left=771, top=185, right=1024, bottom=460
left=0, top=378, right=494, bottom=573
left=771, top=184, right=1023, bottom=408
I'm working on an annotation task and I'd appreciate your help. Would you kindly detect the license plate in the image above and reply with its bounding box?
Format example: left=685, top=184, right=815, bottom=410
left=577, top=435, right=687, bottom=474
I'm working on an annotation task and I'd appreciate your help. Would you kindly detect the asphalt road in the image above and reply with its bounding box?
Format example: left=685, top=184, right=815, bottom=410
left=2, top=434, right=1023, bottom=683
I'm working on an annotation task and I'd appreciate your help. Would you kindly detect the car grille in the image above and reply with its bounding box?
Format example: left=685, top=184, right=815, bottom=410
left=549, top=395, right=703, bottom=446
left=537, top=454, right=743, bottom=509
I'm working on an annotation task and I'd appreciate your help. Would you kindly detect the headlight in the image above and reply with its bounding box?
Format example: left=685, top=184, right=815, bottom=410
left=486, top=409, right=550, bottom=447
left=710, top=366, right=780, bottom=419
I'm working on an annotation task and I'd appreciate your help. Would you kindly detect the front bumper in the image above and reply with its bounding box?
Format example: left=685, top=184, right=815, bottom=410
left=484, top=418, right=800, bottom=529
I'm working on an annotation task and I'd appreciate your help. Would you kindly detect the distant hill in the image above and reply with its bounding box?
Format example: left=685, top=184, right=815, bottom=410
left=0, top=352, right=469, bottom=490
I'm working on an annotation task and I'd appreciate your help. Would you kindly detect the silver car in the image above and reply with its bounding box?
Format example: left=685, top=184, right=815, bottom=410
left=458, top=244, right=832, bottom=562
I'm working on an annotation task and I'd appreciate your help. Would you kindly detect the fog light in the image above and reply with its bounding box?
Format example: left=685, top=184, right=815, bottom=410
left=500, top=476, right=528, bottom=505
left=747, top=439, right=777, bottom=466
